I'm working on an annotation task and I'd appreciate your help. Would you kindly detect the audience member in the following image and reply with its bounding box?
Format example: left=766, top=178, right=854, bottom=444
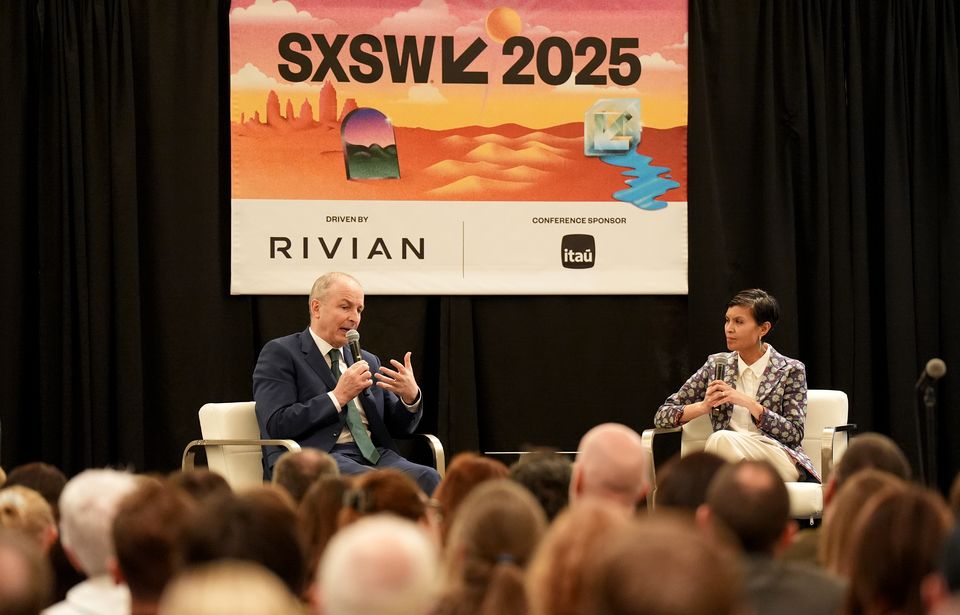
left=158, top=561, right=304, bottom=615
left=950, top=472, right=960, bottom=517
left=432, top=453, right=508, bottom=541
left=0, top=486, right=58, bottom=553
left=921, top=523, right=960, bottom=614
left=580, top=513, right=742, bottom=615
left=844, top=484, right=953, bottom=615
left=165, top=469, right=230, bottom=504
left=337, top=469, right=427, bottom=529
left=299, top=476, right=351, bottom=587
left=4, top=464, right=68, bottom=518
left=272, top=449, right=339, bottom=503
left=819, top=469, right=907, bottom=576
left=507, top=450, right=571, bottom=521
left=111, top=482, right=193, bottom=615
left=526, top=499, right=629, bottom=615
left=180, top=487, right=307, bottom=598
left=0, top=528, right=53, bottom=615
left=783, top=432, right=912, bottom=566
left=435, top=480, right=547, bottom=615
left=699, top=460, right=845, bottom=615
left=43, top=469, right=139, bottom=615
left=654, top=451, right=727, bottom=512
left=569, top=423, right=648, bottom=514
left=317, top=515, right=439, bottom=615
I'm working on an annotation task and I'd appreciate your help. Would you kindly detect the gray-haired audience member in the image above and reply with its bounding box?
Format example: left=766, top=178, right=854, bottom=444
left=317, top=515, right=438, bottom=615
left=580, top=514, right=741, bottom=615
left=0, top=528, right=53, bottom=615
left=654, top=451, right=727, bottom=512
left=43, top=469, right=139, bottom=615
left=272, top=449, right=340, bottom=503
left=699, top=460, right=845, bottom=615
left=569, top=424, right=648, bottom=514
left=508, top=450, right=571, bottom=521
left=158, top=560, right=304, bottom=615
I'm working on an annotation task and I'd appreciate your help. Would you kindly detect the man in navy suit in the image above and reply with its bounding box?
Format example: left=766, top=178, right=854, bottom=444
left=253, top=272, right=441, bottom=495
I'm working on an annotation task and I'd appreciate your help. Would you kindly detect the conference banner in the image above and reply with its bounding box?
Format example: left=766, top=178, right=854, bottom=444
left=230, top=0, right=688, bottom=294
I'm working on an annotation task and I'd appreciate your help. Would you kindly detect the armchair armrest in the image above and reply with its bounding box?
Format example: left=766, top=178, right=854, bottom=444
left=394, top=433, right=446, bottom=478
left=640, top=427, right=683, bottom=507
left=819, top=423, right=857, bottom=482
left=181, top=438, right=302, bottom=472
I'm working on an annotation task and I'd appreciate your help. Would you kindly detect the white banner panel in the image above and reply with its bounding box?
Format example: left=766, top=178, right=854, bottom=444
left=232, top=200, right=686, bottom=294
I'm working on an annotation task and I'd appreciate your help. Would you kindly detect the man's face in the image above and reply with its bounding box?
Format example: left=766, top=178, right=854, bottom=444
left=310, top=278, right=364, bottom=347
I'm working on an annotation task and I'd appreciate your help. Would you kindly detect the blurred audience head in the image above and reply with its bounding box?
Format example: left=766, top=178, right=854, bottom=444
left=700, top=460, right=789, bottom=555
left=338, top=469, right=426, bottom=528
left=272, top=449, right=339, bottom=503
left=112, top=481, right=193, bottom=606
left=846, top=484, right=953, bottom=615
left=508, top=450, right=571, bottom=521
left=166, top=469, right=231, bottom=504
left=58, top=469, right=138, bottom=577
left=4, top=463, right=68, bottom=518
left=949, top=472, right=960, bottom=517
left=570, top=423, right=648, bottom=513
left=820, top=469, right=907, bottom=575
left=432, top=453, right=508, bottom=540
left=299, top=476, right=351, bottom=583
left=580, top=513, right=741, bottom=615
left=655, top=451, right=727, bottom=512
left=181, top=486, right=306, bottom=596
left=0, top=486, right=58, bottom=554
left=825, top=432, right=912, bottom=504
left=318, top=515, right=439, bottom=615
left=158, top=560, right=303, bottom=615
left=0, top=528, right=53, bottom=615
left=526, top=499, right=630, bottom=615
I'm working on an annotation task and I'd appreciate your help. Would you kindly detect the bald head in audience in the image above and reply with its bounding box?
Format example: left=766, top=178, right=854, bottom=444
left=317, top=515, right=438, bottom=615
left=570, top=423, right=648, bottom=512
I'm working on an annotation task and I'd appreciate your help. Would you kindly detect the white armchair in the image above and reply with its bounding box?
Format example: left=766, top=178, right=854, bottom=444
left=641, top=389, right=855, bottom=520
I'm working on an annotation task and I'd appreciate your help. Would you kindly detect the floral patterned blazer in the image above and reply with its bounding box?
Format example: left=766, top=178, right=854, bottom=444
left=654, top=347, right=819, bottom=482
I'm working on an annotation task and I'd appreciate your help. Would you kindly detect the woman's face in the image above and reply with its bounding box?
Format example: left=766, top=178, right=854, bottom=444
left=724, top=305, right=769, bottom=354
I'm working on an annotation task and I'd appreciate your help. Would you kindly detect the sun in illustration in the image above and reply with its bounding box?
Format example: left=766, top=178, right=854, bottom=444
left=485, top=7, right=522, bottom=43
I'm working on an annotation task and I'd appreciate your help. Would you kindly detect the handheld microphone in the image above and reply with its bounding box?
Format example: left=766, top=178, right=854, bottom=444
left=915, top=357, right=947, bottom=390
left=346, top=329, right=362, bottom=363
left=714, top=356, right=729, bottom=382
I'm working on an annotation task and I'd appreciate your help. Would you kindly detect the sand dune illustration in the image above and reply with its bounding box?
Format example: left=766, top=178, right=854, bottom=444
left=424, top=160, right=506, bottom=178
left=464, top=142, right=573, bottom=168
left=427, top=175, right=534, bottom=197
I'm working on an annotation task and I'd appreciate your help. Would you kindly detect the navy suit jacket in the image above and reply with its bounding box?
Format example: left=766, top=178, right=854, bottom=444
left=252, top=328, right=422, bottom=476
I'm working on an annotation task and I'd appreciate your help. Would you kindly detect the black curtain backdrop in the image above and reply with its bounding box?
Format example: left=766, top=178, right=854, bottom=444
left=2, top=0, right=958, bottom=491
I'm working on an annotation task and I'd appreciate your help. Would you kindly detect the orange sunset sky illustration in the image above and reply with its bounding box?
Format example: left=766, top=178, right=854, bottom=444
left=230, top=0, right=688, bottom=202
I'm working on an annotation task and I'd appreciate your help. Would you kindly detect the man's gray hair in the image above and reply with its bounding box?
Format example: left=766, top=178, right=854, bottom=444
left=319, top=514, right=439, bottom=615
left=308, top=272, right=360, bottom=308
left=58, top=469, right=138, bottom=576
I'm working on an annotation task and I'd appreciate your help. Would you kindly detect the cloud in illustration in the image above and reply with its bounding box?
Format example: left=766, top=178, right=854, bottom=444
left=400, top=84, right=447, bottom=104
left=639, top=52, right=685, bottom=72
left=374, top=0, right=460, bottom=35
left=525, top=24, right=583, bottom=39
left=230, top=0, right=324, bottom=23
left=232, top=62, right=318, bottom=91
left=666, top=33, right=689, bottom=49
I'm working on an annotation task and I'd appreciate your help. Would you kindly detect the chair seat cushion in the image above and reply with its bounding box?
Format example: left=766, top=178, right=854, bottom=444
left=787, top=482, right=823, bottom=518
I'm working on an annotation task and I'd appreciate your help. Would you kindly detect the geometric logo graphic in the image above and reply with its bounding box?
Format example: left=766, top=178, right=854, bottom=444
left=341, top=107, right=401, bottom=180
left=561, top=234, right=596, bottom=269
left=584, top=98, right=642, bottom=157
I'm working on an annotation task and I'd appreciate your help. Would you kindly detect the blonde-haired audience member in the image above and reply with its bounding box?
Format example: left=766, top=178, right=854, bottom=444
left=0, top=486, right=58, bottom=553
left=526, top=499, right=630, bottom=615
left=435, top=480, right=547, bottom=615
left=819, top=469, right=907, bottom=576
left=317, top=515, right=439, bottom=615
left=158, top=560, right=304, bottom=615
left=844, top=485, right=953, bottom=615
left=580, top=514, right=742, bottom=615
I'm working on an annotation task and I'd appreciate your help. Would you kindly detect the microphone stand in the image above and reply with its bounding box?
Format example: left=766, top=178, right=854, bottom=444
left=919, top=384, right=938, bottom=490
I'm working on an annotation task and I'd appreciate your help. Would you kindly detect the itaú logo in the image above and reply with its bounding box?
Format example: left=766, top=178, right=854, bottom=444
left=561, top=234, right=595, bottom=269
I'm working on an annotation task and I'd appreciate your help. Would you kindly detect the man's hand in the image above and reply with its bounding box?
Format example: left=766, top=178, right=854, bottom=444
left=375, top=351, right=419, bottom=405
left=332, top=360, right=373, bottom=409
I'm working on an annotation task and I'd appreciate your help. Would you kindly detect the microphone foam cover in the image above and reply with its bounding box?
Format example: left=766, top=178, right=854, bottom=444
left=926, top=358, right=947, bottom=379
